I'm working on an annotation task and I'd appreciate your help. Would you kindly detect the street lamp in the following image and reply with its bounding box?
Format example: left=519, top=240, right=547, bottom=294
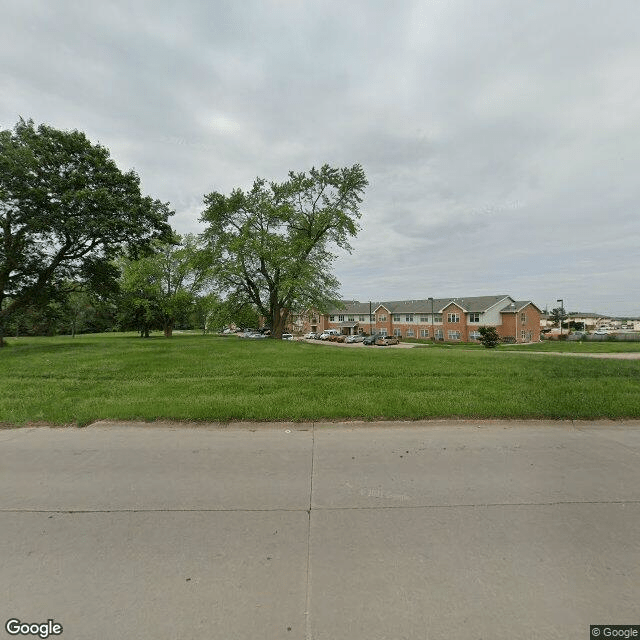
left=428, top=297, right=434, bottom=340
left=557, top=299, right=564, bottom=336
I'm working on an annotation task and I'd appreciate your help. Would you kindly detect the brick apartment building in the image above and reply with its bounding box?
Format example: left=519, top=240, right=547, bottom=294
left=291, top=295, right=541, bottom=343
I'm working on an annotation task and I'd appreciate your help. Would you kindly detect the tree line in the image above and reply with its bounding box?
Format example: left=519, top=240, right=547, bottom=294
left=0, top=119, right=367, bottom=345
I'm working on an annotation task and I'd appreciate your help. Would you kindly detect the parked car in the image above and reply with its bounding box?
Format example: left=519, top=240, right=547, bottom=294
left=281, top=333, right=293, bottom=340
left=304, top=332, right=317, bottom=339
left=320, top=329, right=340, bottom=340
left=594, top=329, right=609, bottom=335
left=346, top=334, right=364, bottom=343
left=363, top=334, right=378, bottom=345
left=375, top=335, right=399, bottom=346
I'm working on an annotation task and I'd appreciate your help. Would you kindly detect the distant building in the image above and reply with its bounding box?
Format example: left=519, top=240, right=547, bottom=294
left=293, top=295, right=541, bottom=343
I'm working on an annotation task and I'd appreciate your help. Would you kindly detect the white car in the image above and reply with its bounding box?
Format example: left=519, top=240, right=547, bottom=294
left=594, top=329, right=609, bottom=335
left=281, top=333, right=294, bottom=340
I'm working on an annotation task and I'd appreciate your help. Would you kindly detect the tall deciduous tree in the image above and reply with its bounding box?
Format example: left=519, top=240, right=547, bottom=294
left=118, top=234, right=215, bottom=337
left=200, top=164, right=368, bottom=338
left=0, top=119, right=172, bottom=346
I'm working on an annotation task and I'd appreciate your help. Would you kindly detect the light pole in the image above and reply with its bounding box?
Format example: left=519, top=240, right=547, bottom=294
left=369, top=301, right=372, bottom=336
left=428, top=297, right=434, bottom=340
left=557, top=298, right=564, bottom=336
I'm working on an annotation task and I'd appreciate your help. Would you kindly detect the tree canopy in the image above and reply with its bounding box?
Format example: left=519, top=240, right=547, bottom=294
left=549, top=307, right=566, bottom=328
left=0, top=119, right=172, bottom=346
left=118, top=234, right=215, bottom=337
left=200, top=164, right=368, bottom=337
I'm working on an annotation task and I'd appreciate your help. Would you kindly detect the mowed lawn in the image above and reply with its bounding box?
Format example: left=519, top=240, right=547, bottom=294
left=1, top=333, right=639, bottom=425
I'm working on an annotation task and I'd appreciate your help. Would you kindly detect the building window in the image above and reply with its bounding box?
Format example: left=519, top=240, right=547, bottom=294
left=469, top=313, right=480, bottom=322
left=393, top=314, right=400, bottom=322
left=447, top=330, right=461, bottom=340
left=469, top=331, right=481, bottom=340
left=520, top=313, right=527, bottom=323
left=420, top=329, right=429, bottom=338
left=358, top=315, right=365, bottom=322
left=434, top=314, right=442, bottom=323
left=338, top=315, right=344, bottom=322
left=393, top=329, right=402, bottom=337
left=419, top=315, right=428, bottom=323
left=435, top=329, right=444, bottom=340
left=447, top=313, right=460, bottom=323
left=405, top=314, right=413, bottom=322
left=379, top=329, right=388, bottom=336
left=370, top=315, right=375, bottom=322
left=406, top=329, right=415, bottom=337
left=348, top=315, right=354, bottom=322
left=521, top=330, right=526, bottom=341
left=329, top=315, right=335, bottom=322
left=378, top=315, right=386, bottom=322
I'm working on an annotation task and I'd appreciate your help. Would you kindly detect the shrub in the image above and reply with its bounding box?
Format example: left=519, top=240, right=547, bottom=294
left=478, top=326, right=500, bottom=348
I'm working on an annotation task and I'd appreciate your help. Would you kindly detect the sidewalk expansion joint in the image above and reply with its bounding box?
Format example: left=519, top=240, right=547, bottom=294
left=2, top=499, right=638, bottom=515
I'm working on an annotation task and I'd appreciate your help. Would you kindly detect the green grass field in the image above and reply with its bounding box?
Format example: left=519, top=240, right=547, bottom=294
left=1, top=333, right=639, bottom=425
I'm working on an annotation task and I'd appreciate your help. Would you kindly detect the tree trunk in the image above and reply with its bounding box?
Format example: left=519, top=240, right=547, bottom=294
left=270, top=308, right=282, bottom=338
left=163, top=319, right=173, bottom=338
left=270, top=306, right=289, bottom=339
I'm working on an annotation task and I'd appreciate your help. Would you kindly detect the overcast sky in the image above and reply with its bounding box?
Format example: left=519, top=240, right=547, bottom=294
left=2, top=0, right=639, bottom=316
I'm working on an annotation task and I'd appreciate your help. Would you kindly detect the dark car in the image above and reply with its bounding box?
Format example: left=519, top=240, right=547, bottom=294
left=363, top=334, right=378, bottom=345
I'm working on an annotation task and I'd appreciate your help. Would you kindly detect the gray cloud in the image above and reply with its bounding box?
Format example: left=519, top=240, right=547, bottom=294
left=2, top=0, right=639, bottom=315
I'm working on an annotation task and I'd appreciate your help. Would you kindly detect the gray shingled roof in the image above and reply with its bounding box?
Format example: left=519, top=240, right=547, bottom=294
left=500, top=300, right=542, bottom=313
left=327, top=295, right=518, bottom=315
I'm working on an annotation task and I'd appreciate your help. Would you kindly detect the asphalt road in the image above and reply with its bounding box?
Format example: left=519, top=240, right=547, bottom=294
left=2, top=420, right=639, bottom=640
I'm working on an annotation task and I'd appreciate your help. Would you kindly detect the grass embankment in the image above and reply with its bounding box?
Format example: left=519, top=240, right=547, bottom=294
left=406, top=339, right=640, bottom=353
left=1, top=333, right=639, bottom=425
left=499, top=341, right=640, bottom=353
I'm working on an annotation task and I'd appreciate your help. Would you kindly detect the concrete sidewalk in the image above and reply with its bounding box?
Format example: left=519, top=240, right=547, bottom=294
left=1, top=421, right=639, bottom=639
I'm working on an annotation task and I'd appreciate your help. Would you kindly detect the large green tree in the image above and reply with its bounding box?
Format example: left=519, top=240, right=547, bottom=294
left=0, top=119, right=172, bottom=346
left=200, top=164, right=368, bottom=337
left=118, top=234, right=215, bottom=337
